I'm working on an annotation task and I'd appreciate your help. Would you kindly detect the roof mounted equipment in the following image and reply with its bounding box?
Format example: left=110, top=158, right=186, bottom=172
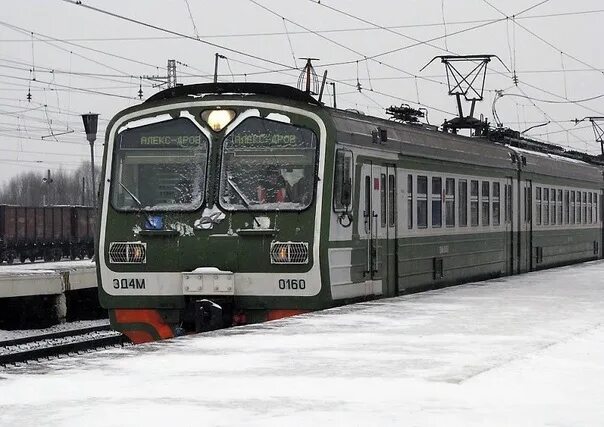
left=421, top=54, right=509, bottom=135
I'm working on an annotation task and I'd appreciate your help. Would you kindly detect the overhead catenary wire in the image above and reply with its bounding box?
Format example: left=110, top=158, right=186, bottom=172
left=60, top=0, right=296, bottom=71
left=3, top=9, right=604, bottom=43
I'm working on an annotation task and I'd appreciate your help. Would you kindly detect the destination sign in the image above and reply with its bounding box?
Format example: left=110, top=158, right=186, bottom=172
left=118, top=118, right=207, bottom=149
left=232, top=133, right=298, bottom=146
left=139, top=135, right=202, bottom=147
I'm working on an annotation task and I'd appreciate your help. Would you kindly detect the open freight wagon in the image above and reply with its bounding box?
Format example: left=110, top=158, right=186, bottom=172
left=0, top=205, right=95, bottom=263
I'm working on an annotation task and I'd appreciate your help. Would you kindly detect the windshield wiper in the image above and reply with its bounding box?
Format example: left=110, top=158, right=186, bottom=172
left=226, top=176, right=260, bottom=227
left=227, top=176, right=252, bottom=208
left=119, top=181, right=143, bottom=208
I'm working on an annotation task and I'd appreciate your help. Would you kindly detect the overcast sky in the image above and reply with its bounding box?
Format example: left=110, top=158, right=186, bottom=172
left=0, top=0, right=602, bottom=184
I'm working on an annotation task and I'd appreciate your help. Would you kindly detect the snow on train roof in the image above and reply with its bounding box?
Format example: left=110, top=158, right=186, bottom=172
left=509, top=146, right=593, bottom=166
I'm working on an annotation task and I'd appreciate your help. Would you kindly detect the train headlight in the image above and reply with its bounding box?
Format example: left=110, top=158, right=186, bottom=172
left=109, top=242, right=147, bottom=264
left=201, top=109, right=235, bottom=132
left=270, top=242, right=309, bottom=264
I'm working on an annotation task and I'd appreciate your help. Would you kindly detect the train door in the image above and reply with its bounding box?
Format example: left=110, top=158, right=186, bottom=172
left=504, top=177, right=514, bottom=275
left=361, top=162, right=397, bottom=296
left=520, top=179, right=533, bottom=272
left=596, top=190, right=604, bottom=258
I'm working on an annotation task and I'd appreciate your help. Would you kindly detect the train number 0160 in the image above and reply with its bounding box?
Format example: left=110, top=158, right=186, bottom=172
left=278, top=278, right=306, bottom=290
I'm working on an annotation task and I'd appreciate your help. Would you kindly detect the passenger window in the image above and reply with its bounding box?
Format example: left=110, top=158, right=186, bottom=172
left=470, top=180, right=479, bottom=226
left=407, top=175, right=413, bottom=229
left=543, top=188, right=549, bottom=225
left=570, top=191, right=575, bottom=224
left=388, top=175, right=396, bottom=227
left=492, top=182, right=500, bottom=226
left=481, top=181, right=490, bottom=226
left=445, top=178, right=455, bottom=227
left=575, top=191, right=581, bottom=224
left=550, top=189, right=556, bottom=225
left=432, top=177, right=442, bottom=228
left=564, top=190, right=569, bottom=224
left=417, top=176, right=428, bottom=229
left=588, top=192, right=593, bottom=223
left=380, top=174, right=386, bottom=228
left=536, top=187, right=542, bottom=225
left=557, top=189, right=562, bottom=225
left=459, top=180, right=468, bottom=227
left=583, top=192, right=587, bottom=224
left=333, top=149, right=353, bottom=212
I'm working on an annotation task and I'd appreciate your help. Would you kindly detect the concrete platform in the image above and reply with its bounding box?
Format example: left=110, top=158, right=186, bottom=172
left=0, top=260, right=96, bottom=298
left=1, top=260, right=603, bottom=426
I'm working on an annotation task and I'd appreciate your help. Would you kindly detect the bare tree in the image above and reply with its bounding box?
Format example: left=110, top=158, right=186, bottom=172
left=0, top=162, right=101, bottom=206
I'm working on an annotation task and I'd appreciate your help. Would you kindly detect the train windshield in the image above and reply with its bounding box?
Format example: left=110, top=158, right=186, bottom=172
left=111, top=117, right=208, bottom=211
left=219, top=117, right=317, bottom=211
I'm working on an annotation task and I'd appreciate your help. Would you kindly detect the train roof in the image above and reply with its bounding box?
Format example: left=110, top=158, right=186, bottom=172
left=327, top=108, right=602, bottom=184
left=138, top=82, right=603, bottom=183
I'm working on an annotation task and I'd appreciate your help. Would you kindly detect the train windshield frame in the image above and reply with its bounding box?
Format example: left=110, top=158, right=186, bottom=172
left=218, top=116, right=318, bottom=212
left=110, top=117, right=209, bottom=212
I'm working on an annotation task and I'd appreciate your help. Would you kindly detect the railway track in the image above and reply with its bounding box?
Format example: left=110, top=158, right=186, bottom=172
left=0, top=325, right=125, bottom=365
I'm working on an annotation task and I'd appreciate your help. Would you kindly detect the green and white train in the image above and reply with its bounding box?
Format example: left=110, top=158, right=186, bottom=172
left=97, top=83, right=602, bottom=343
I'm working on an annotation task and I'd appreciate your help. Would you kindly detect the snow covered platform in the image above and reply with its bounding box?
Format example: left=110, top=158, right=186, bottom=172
left=1, top=261, right=604, bottom=426
left=0, top=260, right=96, bottom=298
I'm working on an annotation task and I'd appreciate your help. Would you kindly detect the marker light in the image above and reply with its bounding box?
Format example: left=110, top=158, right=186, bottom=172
left=270, top=242, right=309, bottom=264
left=202, top=109, right=236, bottom=132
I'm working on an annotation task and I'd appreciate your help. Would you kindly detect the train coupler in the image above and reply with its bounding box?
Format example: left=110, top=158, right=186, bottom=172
left=194, top=299, right=224, bottom=333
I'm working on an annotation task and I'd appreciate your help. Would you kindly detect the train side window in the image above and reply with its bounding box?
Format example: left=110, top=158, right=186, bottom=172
left=432, top=177, right=442, bottom=228
left=407, top=175, right=413, bottom=229
left=543, top=188, right=549, bottom=225
left=492, top=182, right=500, bottom=226
left=481, top=181, right=490, bottom=226
left=459, top=180, right=468, bottom=227
left=570, top=191, right=575, bottom=224
left=536, top=187, right=542, bottom=226
left=564, top=190, right=569, bottom=224
left=557, top=189, right=563, bottom=225
left=380, top=174, right=387, bottom=228
left=417, top=176, right=428, bottom=229
left=583, top=192, right=587, bottom=224
left=445, top=178, right=455, bottom=227
left=388, top=174, right=396, bottom=228
left=333, top=149, right=353, bottom=212
left=588, top=192, right=593, bottom=223
left=550, top=189, right=556, bottom=225
left=575, top=191, right=581, bottom=224
left=470, top=180, right=479, bottom=226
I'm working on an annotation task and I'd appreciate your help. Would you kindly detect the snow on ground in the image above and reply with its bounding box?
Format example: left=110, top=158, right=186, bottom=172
left=0, top=319, right=109, bottom=341
left=0, top=259, right=94, bottom=276
left=1, top=261, right=604, bottom=426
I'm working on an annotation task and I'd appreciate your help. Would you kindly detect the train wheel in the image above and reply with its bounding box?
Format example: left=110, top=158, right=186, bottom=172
left=19, top=255, right=26, bottom=264
left=29, top=256, right=36, bottom=263
left=7, top=254, right=14, bottom=264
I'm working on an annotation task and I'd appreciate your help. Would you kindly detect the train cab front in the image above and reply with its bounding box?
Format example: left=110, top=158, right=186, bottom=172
left=97, top=90, right=328, bottom=343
